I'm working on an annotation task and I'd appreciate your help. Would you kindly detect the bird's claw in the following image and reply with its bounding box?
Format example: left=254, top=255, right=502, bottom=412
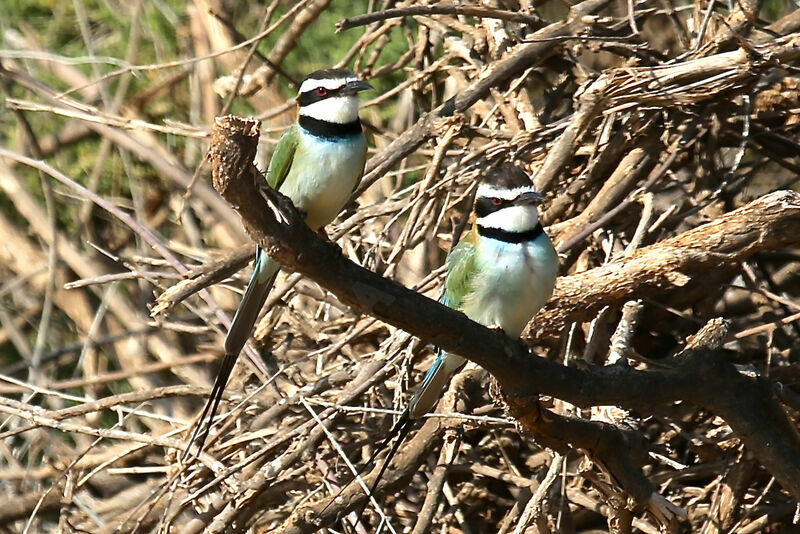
left=317, top=228, right=343, bottom=254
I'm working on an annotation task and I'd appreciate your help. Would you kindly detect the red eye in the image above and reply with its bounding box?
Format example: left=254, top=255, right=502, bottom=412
left=491, top=198, right=502, bottom=206
left=315, top=87, right=328, bottom=97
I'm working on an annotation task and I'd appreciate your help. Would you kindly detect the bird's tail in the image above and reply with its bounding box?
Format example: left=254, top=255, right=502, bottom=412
left=408, top=349, right=466, bottom=419
left=351, top=410, right=414, bottom=526
left=320, top=409, right=415, bottom=525
left=182, top=250, right=280, bottom=462
left=224, top=250, right=280, bottom=357
left=335, top=350, right=466, bottom=525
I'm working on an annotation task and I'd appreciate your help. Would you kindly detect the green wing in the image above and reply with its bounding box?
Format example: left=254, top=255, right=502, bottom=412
left=442, top=237, right=477, bottom=312
left=353, top=141, right=368, bottom=193
left=266, top=124, right=299, bottom=190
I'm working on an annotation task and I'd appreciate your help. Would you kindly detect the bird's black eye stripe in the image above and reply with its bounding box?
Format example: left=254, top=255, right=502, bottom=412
left=298, top=86, right=341, bottom=107
left=475, top=197, right=507, bottom=217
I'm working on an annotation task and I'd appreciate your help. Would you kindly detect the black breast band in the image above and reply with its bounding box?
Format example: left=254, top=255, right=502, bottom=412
left=477, top=223, right=544, bottom=243
left=299, top=116, right=362, bottom=138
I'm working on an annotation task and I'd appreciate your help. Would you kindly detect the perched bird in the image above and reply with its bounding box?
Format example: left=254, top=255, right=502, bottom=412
left=409, top=164, right=558, bottom=418
left=184, top=68, right=372, bottom=460
left=352, top=164, right=559, bottom=520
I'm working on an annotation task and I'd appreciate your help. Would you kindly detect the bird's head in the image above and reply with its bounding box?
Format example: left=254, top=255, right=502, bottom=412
left=297, top=68, right=373, bottom=124
left=474, top=164, right=546, bottom=233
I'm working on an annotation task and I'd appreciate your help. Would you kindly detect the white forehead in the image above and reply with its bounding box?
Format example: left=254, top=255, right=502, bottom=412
left=298, top=76, right=357, bottom=94
left=476, top=184, right=538, bottom=201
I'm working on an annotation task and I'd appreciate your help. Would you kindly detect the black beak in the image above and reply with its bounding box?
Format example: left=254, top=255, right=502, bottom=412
left=341, top=79, right=374, bottom=95
left=514, top=190, right=547, bottom=205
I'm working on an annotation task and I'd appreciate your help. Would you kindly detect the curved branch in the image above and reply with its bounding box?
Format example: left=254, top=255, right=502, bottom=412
left=531, top=185, right=800, bottom=339
left=208, top=116, right=800, bottom=502
left=337, top=5, right=543, bottom=32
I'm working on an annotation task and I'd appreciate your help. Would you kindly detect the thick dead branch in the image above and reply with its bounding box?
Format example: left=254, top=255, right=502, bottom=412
left=533, top=189, right=800, bottom=339
left=208, top=115, right=800, bottom=504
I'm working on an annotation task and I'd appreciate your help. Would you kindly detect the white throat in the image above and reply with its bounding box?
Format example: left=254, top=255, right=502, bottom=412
left=477, top=204, right=540, bottom=233
left=299, top=95, right=360, bottom=124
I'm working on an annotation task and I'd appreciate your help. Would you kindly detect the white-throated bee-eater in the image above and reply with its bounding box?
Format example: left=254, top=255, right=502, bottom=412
left=183, top=68, right=373, bottom=461
left=353, top=164, right=559, bottom=519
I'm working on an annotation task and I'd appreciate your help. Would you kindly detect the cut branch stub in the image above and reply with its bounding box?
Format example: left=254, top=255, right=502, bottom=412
left=208, top=116, right=261, bottom=202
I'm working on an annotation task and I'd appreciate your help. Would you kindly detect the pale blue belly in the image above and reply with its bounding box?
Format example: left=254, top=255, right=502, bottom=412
left=462, top=234, right=558, bottom=338
left=279, top=131, right=366, bottom=230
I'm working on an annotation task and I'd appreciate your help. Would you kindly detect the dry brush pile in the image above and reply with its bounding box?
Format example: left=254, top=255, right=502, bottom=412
left=2, top=0, right=800, bottom=533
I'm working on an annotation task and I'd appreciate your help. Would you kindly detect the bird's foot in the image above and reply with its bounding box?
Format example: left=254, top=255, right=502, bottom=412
left=317, top=228, right=343, bottom=254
